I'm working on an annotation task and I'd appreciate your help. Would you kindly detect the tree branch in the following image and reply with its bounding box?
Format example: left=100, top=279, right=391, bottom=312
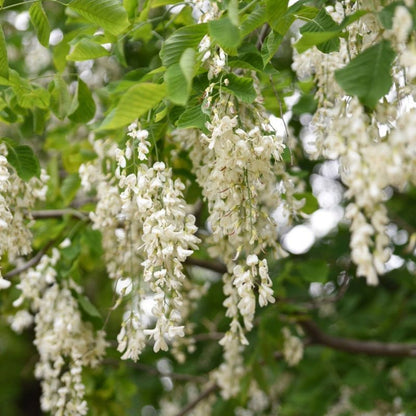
left=4, top=240, right=55, bottom=279
left=104, top=359, right=206, bottom=383
left=185, top=258, right=227, bottom=274
left=175, top=384, right=219, bottom=416
left=299, top=319, right=416, bottom=357
left=32, top=209, right=89, bottom=221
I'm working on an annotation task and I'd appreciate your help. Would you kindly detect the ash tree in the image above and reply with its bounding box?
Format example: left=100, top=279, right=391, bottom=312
left=1, top=0, right=416, bottom=415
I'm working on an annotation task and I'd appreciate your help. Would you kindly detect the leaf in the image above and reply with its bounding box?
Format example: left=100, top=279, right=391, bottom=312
left=378, top=2, right=402, bottom=29
left=151, top=0, right=182, bottom=6
left=165, top=64, right=188, bottom=106
left=68, top=0, right=130, bottom=36
left=68, top=78, right=96, bottom=123
left=29, top=1, right=51, bottom=47
left=61, top=173, right=81, bottom=205
left=4, top=143, right=40, bottom=181
left=179, top=47, right=196, bottom=86
left=240, top=4, right=267, bottom=37
left=209, top=16, right=241, bottom=53
left=228, top=0, right=239, bottom=26
left=294, top=192, right=319, bottom=214
left=124, top=0, right=138, bottom=18
left=335, top=40, right=396, bottom=109
left=49, top=75, right=71, bottom=120
left=261, top=31, right=283, bottom=65
left=295, top=31, right=341, bottom=53
left=299, top=8, right=340, bottom=53
left=0, top=25, right=8, bottom=79
left=165, top=47, right=196, bottom=106
left=67, top=38, right=111, bottom=61
left=73, top=291, right=103, bottom=320
left=295, top=259, right=329, bottom=283
left=98, top=83, right=166, bottom=130
left=160, top=24, right=207, bottom=66
left=223, top=73, right=256, bottom=103
left=176, top=104, right=208, bottom=130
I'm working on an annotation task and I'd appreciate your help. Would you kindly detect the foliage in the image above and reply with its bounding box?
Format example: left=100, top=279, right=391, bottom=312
left=0, top=0, right=416, bottom=415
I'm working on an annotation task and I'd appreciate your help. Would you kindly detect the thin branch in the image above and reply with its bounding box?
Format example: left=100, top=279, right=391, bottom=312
left=104, top=359, right=206, bottom=383
left=175, top=384, right=219, bottom=416
left=185, top=258, right=227, bottom=274
left=256, top=23, right=270, bottom=50
left=193, top=332, right=224, bottom=342
left=299, top=319, right=416, bottom=357
left=32, top=209, right=89, bottom=221
left=4, top=240, right=55, bottom=279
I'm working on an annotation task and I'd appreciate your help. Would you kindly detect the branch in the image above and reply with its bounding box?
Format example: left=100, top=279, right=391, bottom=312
left=4, top=240, right=55, bottom=279
left=299, top=320, right=416, bottom=357
left=256, top=23, right=270, bottom=50
left=32, top=209, right=89, bottom=221
left=104, top=359, right=206, bottom=383
left=175, top=384, right=219, bottom=416
left=185, top=258, right=227, bottom=274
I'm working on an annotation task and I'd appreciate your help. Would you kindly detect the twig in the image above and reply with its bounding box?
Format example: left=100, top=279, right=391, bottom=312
left=4, top=240, right=55, bottom=279
left=185, top=258, right=227, bottom=274
left=193, top=332, right=224, bottom=342
left=32, top=209, right=89, bottom=221
left=299, top=319, right=416, bottom=357
left=256, top=23, right=270, bottom=50
left=104, top=359, right=206, bottom=383
left=175, top=384, right=219, bottom=416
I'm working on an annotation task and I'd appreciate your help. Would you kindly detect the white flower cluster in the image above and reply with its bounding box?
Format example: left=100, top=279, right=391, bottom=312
left=292, top=1, right=416, bottom=285
left=0, top=144, right=48, bottom=289
left=80, top=125, right=200, bottom=361
left=282, top=326, right=304, bottom=367
left=10, top=248, right=107, bottom=416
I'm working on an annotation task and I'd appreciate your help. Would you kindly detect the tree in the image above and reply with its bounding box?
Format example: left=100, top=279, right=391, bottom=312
left=0, top=0, right=416, bottom=414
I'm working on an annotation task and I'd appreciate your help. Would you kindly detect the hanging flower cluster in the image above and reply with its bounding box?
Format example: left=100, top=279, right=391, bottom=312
left=79, top=124, right=200, bottom=361
left=292, top=0, right=416, bottom=285
left=0, top=144, right=48, bottom=289
left=10, top=247, right=107, bottom=415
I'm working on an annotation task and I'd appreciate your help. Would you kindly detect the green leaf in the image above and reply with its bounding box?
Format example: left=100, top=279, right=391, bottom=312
left=160, top=24, right=207, bottom=66
left=240, top=4, right=267, bottom=37
left=295, top=31, right=341, bottom=54
left=49, top=75, right=71, bottom=120
left=68, top=78, right=96, bottom=123
left=295, top=259, right=329, bottom=283
left=123, top=0, right=138, bottom=18
left=29, top=1, right=51, bottom=48
left=176, top=104, right=208, bottom=130
left=67, top=38, right=111, bottom=61
left=292, top=94, right=317, bottom=115
left=299, top=8, right=340, bottom=53
left=294, top=192, right=319, bottom=214
left=179, top=47, right=196, bottom=87
left=228, top=0, right=239, bottom=26
left=209, top=17, right=241, bottom=53
left=61, top=173, right=81, bottom=205
left=98, top=83, right=166, bottom=130
left=4, top=143, right=40, bottom=181
left=165, top=47, right=196, bottom=106
left=266, top=0, right=288, bottom=28
left=378, top=2, right=402, bottom=29
left=0, top=25, right=8, bottom=79
left=335, top=40, right=396, bottom=109
left=68, top=0, right=130, bottom=36
left=165, top=64, right=188, bottom=106
left=73, top=291, right=102, bottom=320
left=261, top=31, right=283, bottom=65
left=223, top=73, right=256, bottom=103
left=151, top=0, right=181, bottom=6
left=10, top=71, right=50, bottom=109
